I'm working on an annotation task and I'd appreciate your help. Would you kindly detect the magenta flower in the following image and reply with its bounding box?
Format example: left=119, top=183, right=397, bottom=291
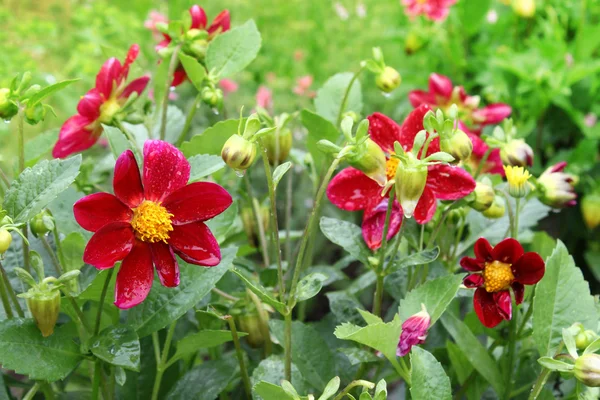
left=402, top=0, right=457, bottom=22
left=397, top=306, right=431, bottom=356
left=256, top=86, right=273, bottom=110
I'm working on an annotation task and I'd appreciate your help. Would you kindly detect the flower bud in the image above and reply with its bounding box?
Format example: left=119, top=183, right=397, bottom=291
left=221, top=134, right=257, bottom=171
left=201, top=86, right=223, bottom=108
left=347, top=138, right=387, bottom=186
left=440, top=129, right=473, bottom=162
left=470, top=182, right=495, bottom=212
left=24, top=103, right=46, bottom=125
left=574, top=354, right=600, bottom=387
left=397, top=305, right=430, bottom=357
left=500, top=139, right=533, bottom=167
left=537, top=162, right=578, bottom=208
left=26, top=289, right=60, bottom=337
left=237, top=312, right=269, bottom=348
left=447, top=207, right=468, bottom=224
left=0, top=229, right=12, bottom=254
left=263, top=128, right=292, bottom=165
left=582, top=194, right=600, bottom=230
left=504, top=165, right=532, bottom=198
left=0, top=88, right=18, bottom=120
left=576, top=329, right=598, bottom=350
left=482, top=195, right=506, bottom=219
left=395, top=161, right=428, bottom=218
left=513, top=0, right=536, bottom=18
left=404, top=31, right=423, bottom=55
left=30, top=210, right=54, bottom=237
left=375, top=66, right=401, bottom=93
left=241, top=205, right=269, bottom=247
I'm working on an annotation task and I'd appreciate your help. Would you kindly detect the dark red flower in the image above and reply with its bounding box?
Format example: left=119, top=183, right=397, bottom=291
left=74, top=140, right=232, bottom=309
left=327, top=105, right=476, bottom=249
left=53, top=45, right=149, bottom=159
left=460, top=237, right=545, bottom=328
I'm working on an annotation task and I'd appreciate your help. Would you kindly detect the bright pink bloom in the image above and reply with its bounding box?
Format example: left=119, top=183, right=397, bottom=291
left=74, top=140, right=232, bottom=309
left=327, top=105, right=476, bottom=249
left=402, top=0, right=457, bottom=22
left=144, top=11, right=168, bottom=40
left=256, top=86, right=273, bottom=110
left=53, top=45, right=149, bottom=159
left=461, top=238, right=545, bottom=328
left=219, top=79, right=238, bottom=95
left=397, top=307, right=431, bottom=356
left=293, top=75, right=315, bottom=98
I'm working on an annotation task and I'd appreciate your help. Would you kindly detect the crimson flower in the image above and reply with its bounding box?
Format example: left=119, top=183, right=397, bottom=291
left=74, top=140, right=232, bottom=309
left=154, top=5, right=230, bottom=87
left=460, top=237, right=545, bottom=328
left=327, top=105, right=476, bottom=249
left=397, top=306, right=431, bottom=357
left=402, top=0, right=457, bottom=21
left=53, top=45, right=149, bottom=159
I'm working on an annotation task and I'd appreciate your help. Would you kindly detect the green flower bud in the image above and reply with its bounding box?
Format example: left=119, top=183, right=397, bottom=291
left=0, top=229, right=12, bottom=254
left=470, top=182, right=495, bottom=212
left=574, top=354, right=600, bottom=387
left=30, top=210, right=54, bottom=237
left=440, top=129, right=473, bottom=163
left=405, top=31, right=424, bottom=55
left=237, top=312, right=269, bottom=348
left=23, top=84, right=41, bottom=98
left=513, top=0, right=536, bottom=18
left=201, top=86, right=223, bottom=108
left=375, top=66, right=401, bottom=93
left=576, top=329, right=598, bottom=350
left=347, top=138, right=387, bottom=186
left=395, top=161, right=428, bottom=218
left=241, top=205, right=269, bottom=247
left=221, top=134, right=257, bottom=171
left=24, top=103, right=46, bottom=125
left=482, top=195, right=506, bottom=219
left=0, top=88, right=18, bottom=120
left=447, top=207, right=468, bottom=224
left=582, top=194, right=600, bottom=230
left=26, top=289, right=61, bottom=337
left=263, top=128, right=292, bottom=165
left=500, top=139, right=533, bottom=167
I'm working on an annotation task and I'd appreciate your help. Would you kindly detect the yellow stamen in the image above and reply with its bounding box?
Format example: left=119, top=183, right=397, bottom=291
left=386, top=157, right=399, bottom=180
left=483, top=260, right=514, bottom=293
left=504, top=165, right=532, bottom=198
left=98, top=98, right=121, bottom=124
left=130, top=201, right=174, bottom=243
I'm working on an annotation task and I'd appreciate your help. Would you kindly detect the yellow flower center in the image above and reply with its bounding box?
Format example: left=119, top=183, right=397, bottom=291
left=130, top=201, right=174, bottom=243
left=386, top=157, right=399, bottom=180
left=504, top=165, right=531, bottom=188
left=483, top=260, right=514, bottom=293
left=98, top=98, right=121, bottom=124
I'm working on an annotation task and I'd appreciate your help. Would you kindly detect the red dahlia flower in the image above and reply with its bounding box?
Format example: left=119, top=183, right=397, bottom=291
left=74, top=140, right=232, bottom=309
left=326, top=105, right=476, bottom=249
left=461, top=237, right=545, bottom=328
left=53, top=45, right=149, bottom=159
left=402, top=0, right=457, bottom=22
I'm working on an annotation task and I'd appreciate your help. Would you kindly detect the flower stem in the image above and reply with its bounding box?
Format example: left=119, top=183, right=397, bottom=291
left=285, top=170, right=294, bottom=273
left=503, top=298, right=518, bottom=400
left=336, top=66, right=365, bottom=127
left=373, top=193, right=395, bottom=316
left=176, top=93, right=202, bottom=147
left=17, top=110, right=31, bottom=274
left=247, top=290, right=272, bottom=357
left=284, top=310, right=293, bottom=382
left=513, top=197, right=520, bottom=239
left=23, top=382, right=40, bottom=400
left=0, top=261, right=24, bottom=317
left=391, top=357, right=412, bottom=385
left=115, top=120, right=142, bottom=160
left=91, top=360, right=102, bottom=400
left=40, top=235, right=63, bottom=276
left=151, top=321, right=177, bottom=400
left=226, top=316, right=252, bottom=399
left=160, top=46, right=181, bottom=141
left=527, top=368, right=552, bottom=400
left=373, top=274, right=385, bottom=318
left=474, top=148, right=492, bottom=179
left=0, top=273, right=14, bottom=318
left=332, top=380, right=376, bottom=400
left=243, top=174, right=270, bottom=268
left=94, top=269, right=114, bottom=335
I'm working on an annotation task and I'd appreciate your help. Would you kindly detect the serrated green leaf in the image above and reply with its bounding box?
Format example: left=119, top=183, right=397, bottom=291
left=206, top=20, right=262, bottom=77
left=357, top=309, right=383, bottom=325
left=318, top=376, right=340, bottom=400
left=128, top=248, right=237, bottom=337
left=172, top=330, right=246, bottom=362
left=295, top=272, right=328, bottom=302
left=334, top=315, right=402, bottom=362
left=61, top=232, right=86, bottom=272
left=0, top=319, right=82, bottom=381
left=326, top=291, right=365, bottom=325
left=251, top=355, right=310, bottom=400
left=166, top=357, right=237, bottom=400
left=188, top=154, right=226, bottom=181
left=388, top=247, right=440, bottom=273
left=253, top=382, right=295, bottom=400
left=104, top=125, right=133, bottom=161
left=272, top=161, right=292, bottom=189
left=399, top=274, right=462, bottom=325
left=533, top=241, right=597, bottom=356
left=231, top=269, right=287, bottom=314
left=181, top=119, right=241, bottom=157
left=410, top=347, right=452, bottom=400
left=27, top=79, right=79, bottom=107
left=24, top=128, right=59, bottom=166
left=152, top=105, right=185, bottom=144
left=301, top=110, right=339, bottom=174
left=314, top=72, right=362, bottom=125
left=90, top=326, right=140, bottom=371
left=5, top=155, right=81, bottom=223
left=178, top=53, right=207, bottom=91
left=320, top=217, right=371, bottom=265
left=338, top=347, right=380, bottom=366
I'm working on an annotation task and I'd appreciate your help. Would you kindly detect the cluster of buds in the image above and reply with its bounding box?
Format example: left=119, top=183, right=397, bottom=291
left=582, top=193, right=600, bottom=230
left=364, top=47, right=402, bottom=93
left=425, top=105, right=473, bottom=163
left=487, top=119, right=534, bottom=168
left=255, top=108, right=293, bottom=166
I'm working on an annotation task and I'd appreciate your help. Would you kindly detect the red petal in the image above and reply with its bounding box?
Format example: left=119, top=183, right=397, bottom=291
left=150, top=242, right=179, bottom=287
left=493, top=290, right=512, bottom=320
left=208, top=10, right=231, bottom=34
left=413, top=186, right=437, bottom=224
left=155, top=38, right=170, bottom=52
left=464, top=273, right=484, bottom=288
left=83, top=222, right=135, bottom=269
left=95, top=57, right=122, bottom=99
left=74, top=192, right=132, bottom=232
left=143, top=140, right=191, bottom=202
left=189, top=5, right=207, bottom=29
left=120, top=76, right=150, bottom=99
left=399, top=105, right=437, bottom=153
left=113, top=150, right=144, bottom=208
left=169, top=222, right=221, bottom=266
left=512, top=282, right=524, bottom=305
left=492, top=238, right=524, bottom=264
left=77, top=89, right=102, bottom=119
left=408, top=90, right=436, bottom=108
left=172, top=68, right=187, bottom=87
left=429, top=73, right=453, bottom=98
left=52, top=115, right=101, bottom=158
left=366, top=112, right=402, bottom=153
left=426, top=164, right=475, bottom=200
left=473, top=288, right=504, bottom=328
left=473, top=103, right=512, bottom=125
left=164, top=182, right=232, bottom=224
left=361, top=198, right=403, bottom=250
left=120, top=44, right=140, bottom=82
left=460, top=257, right=485, bottom=272
left=114, top=240, right=153, bottom=309
left=473, top=237, right=493, bottom=261
left=512, top=252, right=545, bottom=285
left=327, top=167, right=382, bottom=211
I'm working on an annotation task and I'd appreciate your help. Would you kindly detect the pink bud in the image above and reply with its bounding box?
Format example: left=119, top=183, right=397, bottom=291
left=256, top=86, right=273, bottom=110
left=219, top=79, right=239, bottom=95
left=429, top=73, right=453, bottom=99
left=397, top=305, right=431, bottom=357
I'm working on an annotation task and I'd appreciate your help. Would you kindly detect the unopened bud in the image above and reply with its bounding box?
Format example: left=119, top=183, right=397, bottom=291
left=241, top=205, right=269, bottom=247
left=201, top=86, right=223, bottom=108
left=347, top=138, right=387, bottom=186
left=26, top=289, right=61, bottom=337
left=375, top=66, right=401, bottom=93
left=26, top=104, right=47, bottom=125
left=30, top=211, right=54, bottom=237
left=470, top=182, right=495, bottom=212
left=482, top=195, right=506, bottom=219
left=582, top=194, right=600, bottom=230
left=447, top=207, right=468, bottom=224
left=237, top=312, right=268, bottom=348
left=0, top=229, right=12, bottom=254
left=0, top=88, right=18, bottom=120
left=440, top=129, right=473, bottom=162
left=221, top=134, right=257, bottom=171
left=513, top=0, right=536, bottom=18
left=263, top=128, right=292, bottom=165
left=397, top=305, right=430, bottom=357
left=500, top=139, right=533, bottom=167
left=537, top=162, right=578, bottom=208
left=574, top=354, right=600, bottom=387
left=576, top=329, right=598, bottom=350
left=395, top=162, right=428, bottom=218
left=405, top=31, right=423, bottom=55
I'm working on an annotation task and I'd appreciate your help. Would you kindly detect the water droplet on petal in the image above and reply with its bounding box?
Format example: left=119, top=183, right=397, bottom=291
left=235, top=170, right=246, bottom=178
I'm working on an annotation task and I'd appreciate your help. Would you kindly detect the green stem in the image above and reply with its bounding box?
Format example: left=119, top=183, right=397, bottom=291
left=517, top=298, right=534, bottom=338
left=91, top=360, right=102, bottom=400
left=115, top=120, right=142, bottom=160
left=513, top=197, right=520, bottom=239
left=474, top=148, right=492, bottom=179
left=336, top=66, right=365, bottom=127
left=0, top=165, right=10, bottom=187
left=285, top=170, right=293, bottom=274
left=151, top=322, right=177, bottom=400
left=284, top=311, right=293, bottom=381
left=226, top=316, right=252, bottom=399
left=390, top=358, right=412, bottom=385
left=176, top=94, right=202, bottom=147
left=377, top=192, right=396, bottom=271
left=40, top=235, right=63, bottom=276
left=65, top=293, right=91, bottom=333
left=18, top=108, right=25, bottom=172
left=0, top=273, right=14, bottom=318
left=387, top=215, right=406, bottom=273
left=160, top=46, right=181, bottom=141
left=373, top=274, right=385, bottom=318
left=152, top=332, right=162, bottom=366
left=23, top=382, right=41, bottom=400
left=426, top=205, right=453, bottom=248
left=243, top=174, right=270, bottom=268
left=94, top=269, right=114, bottom=335
left=247, top=290, right=272, bottom=357
left=332, top=380, right=376, bottom=400
left=527, top=368, right=552, bottom=400
left=0, top=261, right=24, bottom=317
left=503, top=299, right=518, bottom=400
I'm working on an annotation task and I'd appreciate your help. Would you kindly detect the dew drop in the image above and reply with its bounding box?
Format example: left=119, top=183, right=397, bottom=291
left=211, top=108, right=220, bottom=115
left=235, top=170, right=246, bottom=178
left=4, top=120, right=10, bottom=124
left=380, top=91, right=391, bottom=98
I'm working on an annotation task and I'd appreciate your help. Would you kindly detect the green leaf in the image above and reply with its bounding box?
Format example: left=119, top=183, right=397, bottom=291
left=440, top=313, right=503, bottom=395
left=253, top=382, right=295, bottom=400
left=153, top=59, right=170, bottom=109
left=128, top=248, right=237, bottom=337
left=0, top=319, right=83, bottom=381
left=166, top=357, right=238, bottom=400
left=181, top=119, right=241, bottom=157
left=272, top=161, right=292, bottom=189
left=410, top=347, right=452, bottom=400
left=178, top=53, right=207, bottom=91
left=152, top=105, right=185, bottom=144
left=24, top=128, right=59, bottom=166
left=232, top=269, right=287, bottom=315
left=61, top=232, right=86, bottom=272
left=318, top=376, right=340, bottom=400
left=459, top=0, right=491, bottom=36
left=374, top=379, right=387, bottom=400
left=27, top=79, right=79, bottom=107
left=270, top=320, right=335, bottom=391
left=5, top=155, right=81, bottom=223
left=295, top=272, right=328, bottom=302
left=188, top=154, right=226, bottom=181
left=334, top=315, right=402, bottom=362
left=537, top=357, right=574, bottom=372
left=533, top=241, right=598, bottom=356
left=104, top=125, right=133, bottom=160
left=320, top=217, right=371, bottom=265
left=90, top=326, right=140, bottom=371
left=251, top=355, right=310, bottom=400
left=357, top=309, right=383, bottom=325
left=399, top=274, right=463, bottom=325
left=388, top=247, right=440, bottom=273
left=338, top=347, right=380, bottom=366
left=301, top=110, right=340, bottom=174
left=206, top=20, right=262, bottom=77
left=172, top=330, right=246, bottom=363
left=314, top=72, right=362, bottom=125
left=326, top=291, right=365, bottom=325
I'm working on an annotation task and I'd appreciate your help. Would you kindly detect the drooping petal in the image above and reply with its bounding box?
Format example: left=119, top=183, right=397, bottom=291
left=120, top=76, right=150, bottom=99
left=473, top=103, right=512, bottom=125
left=95, top=57, right=122, bottom=99
left=493, top=290, right=512, bottom=320
left=52, top=115, right=101, bottom=158
left=113, top=149, right=144, bottom=208
left=120, top=44, right=140, bottom=82
left=74, top=193, right=132, bottom=232
left=171, top=68, right=187, bottom=87
left=366, top=112, right=402, bottom=153
left=361, top=199, right=403, bottom=250
left=143, top=140, right=191, bottom=202
left=327, top=167, right=382, bottom=211
left=492, top=238, right=524, bottom=264
left=208, top=10, right=231, bottom=34
left=114, top=240, right=153, bottom=309
left=83, top=222, right=135, bottom=269
left=512, top=282, right=525, bottom=305
left=150, top=242, right=179, bottom=287
left=512, top=252, right=545, bottom=285
left=408, top=90, right=436, bottom=108
left=413, top=186, right=437, bottom=224
left=427, top=164, right=476, bottom=200
left=463, top=273, right=484, bottom=288
left=155, top=38, right=171, bottom=52
left=460, top=257, right=485, bottom=272
left=429, top=73, right=453, bottom=99
left=169, top=222, right=221, bottom=266
left=164, top=182, right=232, bottom=224
left=473, top=237, right=493, bottom=261
left=398, top=105, right=437, bottom=153
left=76, top=89, right=103, bottom=120
left=473, top=287, right=504, bottom=328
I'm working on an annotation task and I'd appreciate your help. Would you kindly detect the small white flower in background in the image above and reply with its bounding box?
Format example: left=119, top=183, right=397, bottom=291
left=565, top=53, right=574, bottom=67
left=356, top=2, right=367, bottom=18
left=486, top=9, right=498, bottom=24
left=584, top=113, right=597, bottom=128
left=334, top=2, right=350, bottom=20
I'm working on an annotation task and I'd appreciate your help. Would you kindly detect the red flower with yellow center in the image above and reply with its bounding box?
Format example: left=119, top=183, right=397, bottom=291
left=74, top=140, right=232, bottom=309
left=460, top=237, right=545, bottom=328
